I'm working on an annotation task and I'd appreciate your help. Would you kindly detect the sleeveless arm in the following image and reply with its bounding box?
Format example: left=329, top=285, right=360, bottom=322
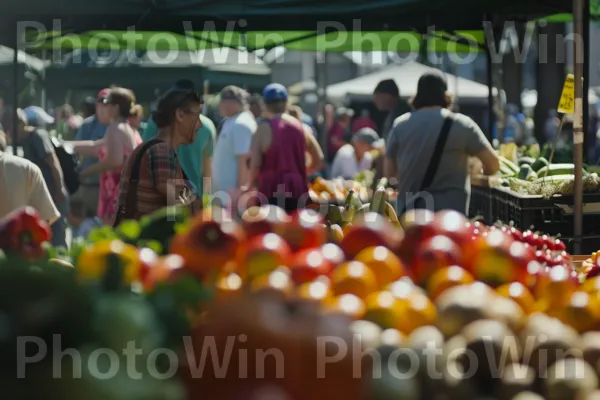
left=304, top=126, right=324, bottom=174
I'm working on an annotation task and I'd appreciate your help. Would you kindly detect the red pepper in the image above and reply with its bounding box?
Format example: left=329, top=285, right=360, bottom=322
left=0, top=207, right=51, bottom=258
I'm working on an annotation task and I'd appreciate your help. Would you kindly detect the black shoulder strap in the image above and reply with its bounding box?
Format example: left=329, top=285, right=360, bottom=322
left=114, top=138, right=163, bottom=226
left=419, top=115, right=454, bottom=191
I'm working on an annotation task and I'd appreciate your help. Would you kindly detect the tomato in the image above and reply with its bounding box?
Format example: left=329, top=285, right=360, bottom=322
left=466, top=221, right=487, bottom=240
left=237, top=233, right=292, bottom=280
left=363, top=291, right=404, bottom=330
left=468, top=230, right=531, bottom=287
left=528, top=233, right=543, bottom=249
left=396, top=217, right=437, bottom=265
left=277, top=209, right=327, bottom=252
left=508, top=227, right=523, bottom=242
left=394, top=292, right=437, bottom=334
left=556, top=291, right=600, bottom=332
left=411, top=235, right=462, bottom=286
left=320, top=243, right=346, bottom=267
left=340, top=213, right=401, bottom=260
left=524, top=260, right=545, bottom=291
left=535, top=250, right=548, bottom=265
left=496, top=282, right=535, bottom=314
left=431, top=210, right=471, bottom=248
left=250, top=267, right=294, bottom=297
left=354, top=246, right=405, bottom=289
left=534, top=265, right=580, bottom=315
left=240, top=205, right=290, bottom=239
left=587, top=264, right=600, bottom=279
left=289, top=248, right=334, bottom=285
left=170, top=210, right=245, bottom=275
left=323, top=294, right=366, bottom=319
left=427, top=265, right=475, bottom=300
left=554, top=239, right=567, bottom=252
left=331, top=261, right=378, bottom=299
left=549, top=255, right=566, bottom=267
left=541, top=234, right=554, bottom=251
left=296, top=279, right=332, bottom=302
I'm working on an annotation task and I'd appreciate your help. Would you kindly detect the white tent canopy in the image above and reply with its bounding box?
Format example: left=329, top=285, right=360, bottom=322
left=326, top=61, right=496, bottom=104
left=521, top=89, right=599, bottom=109
left=0, top=46, right=49, bottom=71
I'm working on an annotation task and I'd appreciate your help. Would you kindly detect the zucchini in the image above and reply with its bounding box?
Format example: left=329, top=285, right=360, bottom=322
left=500, top=164, right=516, bottom=177
left=530, top=157, right=549, bottom=172
left=536, top=163, right=583, bottom=178
left=519, top=157, right=536, bottom=166
left=498, top=156, right=520, bottom=174
left=526, top=170, right=538, bottom=181
left=532, top=174, right=575, bottom=186
left=518, top=165, right=533, bottom=180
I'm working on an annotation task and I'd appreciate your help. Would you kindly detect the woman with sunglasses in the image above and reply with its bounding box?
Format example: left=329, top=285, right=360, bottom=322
left=69, top=87, right=141, bottom=224
left=113, top=81, right=202, bottom=224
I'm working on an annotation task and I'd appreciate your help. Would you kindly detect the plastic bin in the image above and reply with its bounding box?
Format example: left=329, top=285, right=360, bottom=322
left=489, top=187, right=600, bottom=236
left=469, top=186, right=493, bottom=224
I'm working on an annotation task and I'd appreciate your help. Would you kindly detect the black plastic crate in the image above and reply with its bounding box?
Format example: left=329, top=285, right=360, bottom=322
left=562, top=235, right=600, bottom=255
left=469, top=186, right=493, bottom=224
left=489, top=187, right=600, bottom=236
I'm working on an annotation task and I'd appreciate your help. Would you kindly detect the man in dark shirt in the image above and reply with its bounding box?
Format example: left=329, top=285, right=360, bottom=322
left=373, top=79, right=411, bottom=141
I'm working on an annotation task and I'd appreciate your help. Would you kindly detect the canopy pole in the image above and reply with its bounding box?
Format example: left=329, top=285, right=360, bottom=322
left=11, top=21, right=20, bottom=155
left=573, top=0, right=585, bottom=254
left=484, top=16, right=494, bottom=141
left=40, top=49, right=47, bottom=110
left=582, top=0, right=590, bottom=163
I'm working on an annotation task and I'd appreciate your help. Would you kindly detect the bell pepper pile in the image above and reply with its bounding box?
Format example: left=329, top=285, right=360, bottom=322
left=0, top=207, right=51, bottom=259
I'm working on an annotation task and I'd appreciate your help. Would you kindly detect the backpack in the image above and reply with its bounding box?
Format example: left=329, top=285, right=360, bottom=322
left=50, top=136, right=80, bottom=195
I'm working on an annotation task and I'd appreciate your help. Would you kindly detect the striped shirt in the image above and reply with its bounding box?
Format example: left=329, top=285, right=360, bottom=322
left=116, top=140, right=194, bottom=220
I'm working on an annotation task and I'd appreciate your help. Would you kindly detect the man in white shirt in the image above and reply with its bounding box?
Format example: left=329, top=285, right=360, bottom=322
left=212, top=86, right=257, bottom=207
left=330, top=127, right=383, bottom=179
left=0, top=130, right=60, bottom=223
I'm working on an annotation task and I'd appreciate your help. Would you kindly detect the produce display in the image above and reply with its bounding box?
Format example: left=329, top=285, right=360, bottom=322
left=581, top=252, right=600, bottom=279
left=3, top=205, right=600, bottom=399
left=309, top=176, right=372, bottom=203
left=496, top=155, right=600, bottom=198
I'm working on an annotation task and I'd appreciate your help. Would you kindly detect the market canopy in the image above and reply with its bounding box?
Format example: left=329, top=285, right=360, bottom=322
left=1, top=0, right=573, bottom=40
left=22, top=30, right=486, bottom=53
left=326, top=61, right=497, bottom=103
left=45, top=47, right=271, bottom=93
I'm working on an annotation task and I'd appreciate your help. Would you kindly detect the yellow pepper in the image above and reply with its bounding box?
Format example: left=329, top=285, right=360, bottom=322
left=77, top=239, right=141, bottom=284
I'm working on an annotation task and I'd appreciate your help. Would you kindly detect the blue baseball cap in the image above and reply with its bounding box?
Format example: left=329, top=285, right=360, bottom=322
left=263, top=83, right=288, bottom=103
left=23, top=106, right=55, bottom=126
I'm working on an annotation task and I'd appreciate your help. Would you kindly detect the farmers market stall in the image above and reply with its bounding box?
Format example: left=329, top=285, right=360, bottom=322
left=469, top=148, right=600, bottom=254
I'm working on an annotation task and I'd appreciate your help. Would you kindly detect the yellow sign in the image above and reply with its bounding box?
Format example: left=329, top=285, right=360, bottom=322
left=499, top=143, right=518, bottom=163
left=557, top=74, right=575, bottom=114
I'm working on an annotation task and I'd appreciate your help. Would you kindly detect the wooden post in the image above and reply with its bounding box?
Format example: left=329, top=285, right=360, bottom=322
left=573, top=0, right=585, bottom=254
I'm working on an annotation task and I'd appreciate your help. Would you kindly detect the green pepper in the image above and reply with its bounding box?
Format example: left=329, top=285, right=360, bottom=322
left=0, top=207, right=51, bottom=259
